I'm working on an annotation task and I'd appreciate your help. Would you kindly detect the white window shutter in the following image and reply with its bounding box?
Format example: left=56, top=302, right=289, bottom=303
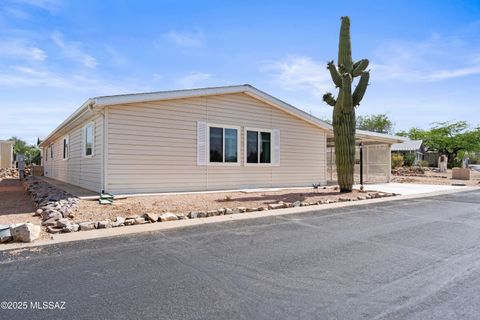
left=197, top=121, right=207, bottom=165
left=273, top=129, right=280, bottom=165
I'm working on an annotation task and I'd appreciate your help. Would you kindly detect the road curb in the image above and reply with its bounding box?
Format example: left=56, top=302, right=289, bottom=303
left=0, top=186, right=476, bottom=252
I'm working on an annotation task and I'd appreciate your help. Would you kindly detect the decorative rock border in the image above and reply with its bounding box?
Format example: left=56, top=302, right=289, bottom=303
left=1, top=177, right=397, bottom=243
left=64, top=190, right=397, bottom=235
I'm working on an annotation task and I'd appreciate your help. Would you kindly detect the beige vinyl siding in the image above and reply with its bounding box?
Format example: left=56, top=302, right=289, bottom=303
left=0, top=142, right=13, bottom=168
left=43, top=114, right=103, bottom=192
left=106, top=93, right=326, bottom=194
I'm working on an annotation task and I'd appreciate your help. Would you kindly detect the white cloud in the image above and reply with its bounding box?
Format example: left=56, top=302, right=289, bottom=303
left=11, top=0, right=62, bottom=13
left=51, top=32, right=97, bottom=68
left=372, top=32, right=480, bottom=82
left=3, top=6, right=31, bottom=19
left=0, top=39, right=47, bottom=61
left=262, top=55, right=332, bottom=97
left=163, top=28, right=204, bottom=47
left=176, top=72, right=211, bottom=88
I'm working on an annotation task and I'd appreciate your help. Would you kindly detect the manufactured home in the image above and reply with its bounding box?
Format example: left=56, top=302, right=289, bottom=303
left=39, top=85, right=402, bottom=194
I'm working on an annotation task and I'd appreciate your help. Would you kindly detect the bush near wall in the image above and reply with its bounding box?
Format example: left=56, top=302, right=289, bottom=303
left=391, top=153, right=404, bottom=169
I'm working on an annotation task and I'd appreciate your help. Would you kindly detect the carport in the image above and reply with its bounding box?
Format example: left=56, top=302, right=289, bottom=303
left=326, top=130, right=405, bottom=184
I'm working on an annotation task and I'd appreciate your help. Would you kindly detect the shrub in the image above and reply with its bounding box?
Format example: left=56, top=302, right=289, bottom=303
left=403, top=153, right=416, bottom=167
left=391, top=153, right=404, bottom=169
left=418, top=160, right=429, bottom=168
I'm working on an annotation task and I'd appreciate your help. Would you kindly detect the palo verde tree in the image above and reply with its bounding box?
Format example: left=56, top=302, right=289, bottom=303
left=323, top=16, right=370, bottom=192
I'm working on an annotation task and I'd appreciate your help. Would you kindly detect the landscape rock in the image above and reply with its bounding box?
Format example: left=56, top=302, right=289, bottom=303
left=79, top=221, right=96, bottom=231
left=143, top=212, right=159, bottom=223
left=300, top=202, right=310, bottom=207
left=268, top=203, right=285, bottom=210
left=246, top=207, right=259, bottom=212
left=217, top=208, right=226, bottom=215
left=176, top=213, right=188, bottom=220
left=10, top=223, right=40, bottom=242
left=56, top=218, right=72, bottom=228
left=46, top=226, right=63, bottom=234
left=0, top=226, right=12, bottom=243
left=235, top=207, right=247, bottom=213
left=224, top=208, right=234, bottom=215
left=134, top=217, right=146, bottom=224
left=188, top=211, right=199, bottom=219
left=159, top=212, right=178, bottom=222
left=33, top=208, right=43, bottom=217
left=206, top=210, right=217, bottom=217
left=97, top=220, right=113, bottom=229
left=292, top=201, right=301, bottom=207
left=124, top=218, right=135, bottom=226
left=42, top=217, right=58, bottom=226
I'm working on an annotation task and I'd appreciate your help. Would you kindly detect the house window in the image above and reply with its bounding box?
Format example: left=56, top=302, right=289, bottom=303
left=84, top=123, right=94, bottom=157
left=246, top=130, right=271, bottom=164
left=50, top=144, right=54, bottom=159
left=208, top=125, right=238, bottom=163
left=62, top=136, right=69, bottom=159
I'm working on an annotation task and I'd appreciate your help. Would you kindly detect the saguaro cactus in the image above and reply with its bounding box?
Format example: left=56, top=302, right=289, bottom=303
left=323, top=16, right=370, bottom=192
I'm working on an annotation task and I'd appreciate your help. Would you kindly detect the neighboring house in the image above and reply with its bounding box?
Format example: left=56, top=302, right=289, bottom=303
left=39, top=85, right=403, bottom=194
left=0, top=140, right=14, bottom=169
left=391, top=140, right=424, bottom=164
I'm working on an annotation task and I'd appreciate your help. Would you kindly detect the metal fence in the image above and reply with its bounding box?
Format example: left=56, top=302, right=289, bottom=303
left=327, top=144, right=391, bottom=184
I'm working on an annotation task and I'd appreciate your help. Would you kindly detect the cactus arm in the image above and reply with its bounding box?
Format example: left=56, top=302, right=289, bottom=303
left=338, top=16, right=353, bottom=73
left=352, top=71, right=370, bottom=106
left=327, top=61, right=342, bottom=88
left=323, top=92, right=336, bottom=106
left=352, top=59, right=369, bottom=77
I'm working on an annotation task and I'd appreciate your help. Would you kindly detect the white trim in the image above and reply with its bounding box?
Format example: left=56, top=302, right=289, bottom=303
left=61, top=135, right=69, bottom=160
left=83, top=122, right=95, bottom=158
left=207, top=123, right=241, bottom=166
left=244, top=127, right=275, bottom=167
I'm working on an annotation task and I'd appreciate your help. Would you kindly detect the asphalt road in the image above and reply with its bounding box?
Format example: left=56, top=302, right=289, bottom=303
left=1, top=190, right=480, bottom=320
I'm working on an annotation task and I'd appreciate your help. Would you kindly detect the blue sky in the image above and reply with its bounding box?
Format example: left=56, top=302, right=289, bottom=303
left=1, top=0, right=480, bottom=144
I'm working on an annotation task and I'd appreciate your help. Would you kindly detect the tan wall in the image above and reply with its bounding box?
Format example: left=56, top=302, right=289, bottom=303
left=106, top=93, right=327, bottom=194
left=43, top=114, right=103, bottom=192
left=0, top=142, right=13, bottom=168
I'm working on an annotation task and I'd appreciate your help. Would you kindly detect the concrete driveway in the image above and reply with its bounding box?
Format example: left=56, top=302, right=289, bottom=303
left=1, top=190, right=480, bottom=319
left=358, top=182, right=470, bottom=195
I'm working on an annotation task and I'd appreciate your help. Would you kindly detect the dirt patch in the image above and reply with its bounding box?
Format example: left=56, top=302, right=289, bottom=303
left=0, top=178, right=48, bottom=240
left=75, top=187, right=372, bottom=222
left=392, top=168, right=480, bottom=186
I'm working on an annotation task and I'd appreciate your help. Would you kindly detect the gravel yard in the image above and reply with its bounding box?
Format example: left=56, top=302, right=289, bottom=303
left=392, top=168, right=480, bottom=186
left=75, top=187, right=372, bottom=223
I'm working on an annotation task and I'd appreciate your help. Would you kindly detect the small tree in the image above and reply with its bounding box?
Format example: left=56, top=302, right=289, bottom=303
left=357, top=114, right=393, bottom=134
left=7, top=136, right=41, bottom=165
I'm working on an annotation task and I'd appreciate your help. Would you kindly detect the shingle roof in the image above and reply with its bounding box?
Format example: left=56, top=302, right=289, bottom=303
left=391, top=140, right=423, bottom=151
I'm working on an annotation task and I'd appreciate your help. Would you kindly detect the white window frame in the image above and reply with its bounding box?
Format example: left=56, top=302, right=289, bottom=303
left=244, top=127, right=274, bottom=167
left=50, top=143, right=54, bottom=159
left=83, top=122, right=95, bottom=158
left=207, top=123, right=241, bottom=166
left=62, top=135, right=69, bottom=160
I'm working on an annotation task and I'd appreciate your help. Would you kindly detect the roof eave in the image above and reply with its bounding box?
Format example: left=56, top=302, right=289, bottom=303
left=39, top=98, right=95, bottom=148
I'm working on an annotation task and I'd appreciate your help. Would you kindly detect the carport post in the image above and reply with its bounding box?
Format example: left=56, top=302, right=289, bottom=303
left=359, top=142, right=364, bottom=188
